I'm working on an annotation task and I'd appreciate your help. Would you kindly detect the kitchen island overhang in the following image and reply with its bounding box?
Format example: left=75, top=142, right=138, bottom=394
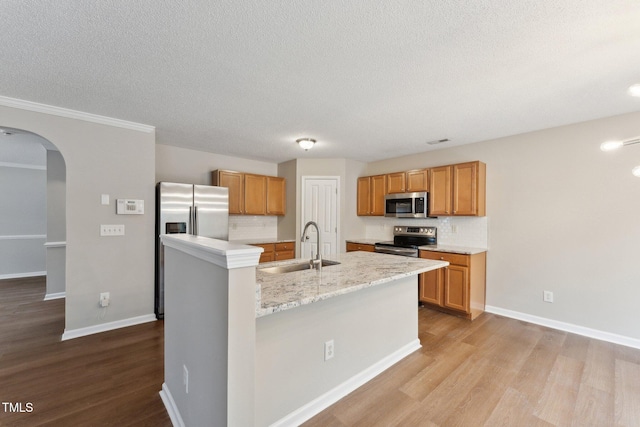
left=159, top=234, right=448, bottom=426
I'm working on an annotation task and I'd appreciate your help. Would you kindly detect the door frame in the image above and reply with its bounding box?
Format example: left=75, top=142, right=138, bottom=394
left=300, top=176, right=341, bottom=258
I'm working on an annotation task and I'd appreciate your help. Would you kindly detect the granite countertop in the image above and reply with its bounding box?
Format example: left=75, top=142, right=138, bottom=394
left=255, top=251, right=448, bottom=317
left=345, top=238, right=380, bottom=246
left=418, top=245, right=487, bottom=255
left=231, top=238, right=296, bottom=245
left=345, top=238, right=486, bottom=255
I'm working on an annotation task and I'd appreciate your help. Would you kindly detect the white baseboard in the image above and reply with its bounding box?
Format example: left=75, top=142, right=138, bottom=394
left=0, top=271, right=46, bottom=280
left=271, top=339, right=422, bottom=427
left=160, top=383, right=185, bottom=427
left=61, top=314, right=156, bottom=341
left=485, top=305, right=640, bottom=350
left=44, top=292, right=65, bottom=301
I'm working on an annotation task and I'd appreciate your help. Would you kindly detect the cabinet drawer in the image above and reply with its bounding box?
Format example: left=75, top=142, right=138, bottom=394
left=254, top=243, right=274, bottom=253
left=346, top=242, right=375, bottom=252
left=275, top=242, right=294, bottom=251
left=420, top=251, right=469, bottom=267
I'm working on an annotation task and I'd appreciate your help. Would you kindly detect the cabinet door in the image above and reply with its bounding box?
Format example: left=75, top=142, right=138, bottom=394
left=370, top=175, right=387, bottom=216
left=266, top=176, right=286, bottom=215
left=444, top=265, right=469, bottom=313
left=357, top=177, right=371, bottom=216
left=254, top=244, right=275, bottom=263
left=429, top=166, right=452, bottom=216
left=216, top=170, right=244, bottom=214
left=386, top=172, right=406, bottom=194
left=419, top=267, right=444, bottom=306
left=452, top=162, right=477, bottom=216
left=406, top=169, right=429, bottom=192
left=244, top=174, right=267, bottom=215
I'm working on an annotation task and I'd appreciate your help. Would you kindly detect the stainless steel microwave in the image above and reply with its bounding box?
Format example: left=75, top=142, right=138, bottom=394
left=384, top=192, right=429, bottom=218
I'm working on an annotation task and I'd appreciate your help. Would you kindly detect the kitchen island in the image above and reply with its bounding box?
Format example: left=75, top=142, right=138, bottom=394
left=159, top=234, right=447, bottom=426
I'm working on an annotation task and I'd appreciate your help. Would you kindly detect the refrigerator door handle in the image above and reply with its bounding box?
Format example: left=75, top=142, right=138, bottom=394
left=188, top=206, right=193, bottom=235
left=193, top=205, right=198, bottom=236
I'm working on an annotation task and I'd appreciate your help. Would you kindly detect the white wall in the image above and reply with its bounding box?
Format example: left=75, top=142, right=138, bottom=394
left=1, top=103, right=156, bottom=334
left=365, top=111, right=640, bottom=341
left=0, top=136, right=46, bottom=278
left=45, top=149, right=66, bottom=297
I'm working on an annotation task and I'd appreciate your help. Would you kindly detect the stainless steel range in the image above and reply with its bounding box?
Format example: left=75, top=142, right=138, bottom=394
left=374, top=226, right=437, bottom=257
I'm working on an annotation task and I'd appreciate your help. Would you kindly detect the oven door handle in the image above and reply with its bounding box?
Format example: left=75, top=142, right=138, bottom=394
left=374, top=246, right=417, bottom=256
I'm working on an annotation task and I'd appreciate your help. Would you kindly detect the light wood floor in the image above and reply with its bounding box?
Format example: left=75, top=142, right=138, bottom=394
left=304, top=306, right=640, bottom=426
left=2, top=277, right=640, bottom=426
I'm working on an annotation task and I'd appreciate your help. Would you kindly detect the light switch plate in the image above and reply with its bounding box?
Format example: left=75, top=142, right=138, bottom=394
left=100, top=224, right=125, bottom=236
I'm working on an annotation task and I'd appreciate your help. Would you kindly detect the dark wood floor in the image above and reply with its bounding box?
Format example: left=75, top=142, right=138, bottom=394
left=0, top=277, right=172, bottom=427
left=2, top=277, right=640, bottom=426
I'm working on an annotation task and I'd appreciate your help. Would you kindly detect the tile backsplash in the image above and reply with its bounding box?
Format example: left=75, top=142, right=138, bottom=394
left=363, top=216, right=488, bottom=248
left=228, top=215, right=278, bottom=241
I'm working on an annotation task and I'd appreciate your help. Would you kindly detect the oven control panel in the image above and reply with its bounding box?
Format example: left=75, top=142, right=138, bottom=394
left=393, top=226, right=436, bottom=237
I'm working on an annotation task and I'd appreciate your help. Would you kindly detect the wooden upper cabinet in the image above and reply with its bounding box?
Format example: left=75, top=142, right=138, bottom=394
left=212, top=170, right=244, bottom=214
left=386, top=172, right=406, bottom=194
left=243, top=174, right=267, bottom=215
left=452, top=162, right=486, bottom=216
left=429, top=161, right=486, bottom=216
left=357, top=177, right=371, bottom=216
left=357, top=175, right=386, bottom=216
left=212, top=170, right=285, bottom=216
left=370, top=175, right=386, bottom=215
left=406, top=169, right=429, bottom=192
left=429, top=166, right=452, bottom=216
left=387, top=169, right=428, bottom=194
left=266, top=176, right=286, bottom=216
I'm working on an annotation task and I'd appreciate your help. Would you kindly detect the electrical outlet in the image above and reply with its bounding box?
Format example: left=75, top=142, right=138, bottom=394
left=543, top=291, right=554, bottom=303
left=451, top=225, right=458, bottom=233
left=324, top=340, right=335, bottom=361
left=183, top=365, right=189, bottom=394
left=99, top=292, right=110, bottom=307
left=100, top=224, right=125, bottom=236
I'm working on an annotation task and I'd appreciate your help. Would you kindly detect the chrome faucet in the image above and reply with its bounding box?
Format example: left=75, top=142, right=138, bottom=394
left=301, top=221, right=322, bottom=271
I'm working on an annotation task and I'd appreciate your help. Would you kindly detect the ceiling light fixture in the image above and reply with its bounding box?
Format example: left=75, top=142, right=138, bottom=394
left=629, top=84, right=640, bottom=97
left=296, top=138, right=316, bottom=151
left=599, top=137, right=640, bottom=178
left=600, top=137, right=640, bottom=152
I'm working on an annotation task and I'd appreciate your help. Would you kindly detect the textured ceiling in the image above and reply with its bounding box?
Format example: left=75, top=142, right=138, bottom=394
left=2, top=1, right=640, bottom=163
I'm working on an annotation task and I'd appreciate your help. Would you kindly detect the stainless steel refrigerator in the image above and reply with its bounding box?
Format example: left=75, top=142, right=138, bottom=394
left=155, top=182, right=229, bottom=318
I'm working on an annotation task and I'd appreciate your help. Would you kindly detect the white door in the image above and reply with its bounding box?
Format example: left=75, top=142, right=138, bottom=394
left=301, top=177, right=339, bottom=259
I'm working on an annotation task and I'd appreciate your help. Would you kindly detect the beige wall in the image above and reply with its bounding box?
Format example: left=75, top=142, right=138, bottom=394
left=155, top=144, right=277, bottom=185
left=1, top=104, right=156, bottom=333
left=365, top=111, right=640, bottom=340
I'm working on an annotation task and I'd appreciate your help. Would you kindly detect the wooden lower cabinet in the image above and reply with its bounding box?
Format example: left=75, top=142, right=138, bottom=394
left=254, top=241, right=295, bottom=263
left=419, top=250, right=486, bottom=320
left=346, top=242, right=375, bottom=252
left=274, top=242, right=295, bottom=260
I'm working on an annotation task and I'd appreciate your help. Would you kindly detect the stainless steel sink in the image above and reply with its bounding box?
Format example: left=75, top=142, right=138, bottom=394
left=259, top=260, right=341, bottom=274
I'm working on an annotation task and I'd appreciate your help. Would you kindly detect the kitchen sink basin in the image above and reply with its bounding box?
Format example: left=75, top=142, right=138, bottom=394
left=259, top=259, right=341, bottom=274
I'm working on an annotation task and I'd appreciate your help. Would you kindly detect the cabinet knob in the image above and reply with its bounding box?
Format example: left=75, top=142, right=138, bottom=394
left=440, top=257, right=444, bottom=260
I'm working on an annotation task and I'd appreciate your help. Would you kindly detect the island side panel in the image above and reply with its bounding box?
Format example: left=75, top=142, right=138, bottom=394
left=255, top=275, right=418, bottom=426
left=163, top=246, right=229, bottom=426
